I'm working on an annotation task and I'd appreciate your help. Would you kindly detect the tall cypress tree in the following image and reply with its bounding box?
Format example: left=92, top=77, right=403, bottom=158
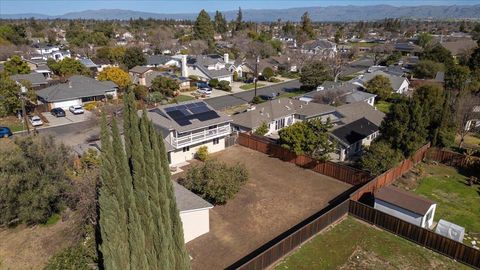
left=99, top=115, right=131, bottom=270
left=100, top=93, right=190, bottom=270
left=193, top=9, right=215, bottom=47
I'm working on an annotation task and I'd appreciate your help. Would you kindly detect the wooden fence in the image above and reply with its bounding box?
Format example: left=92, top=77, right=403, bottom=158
left=349, top=200, right=480, bottom=269
left=427, top=147, right=480, bottom=168
left=350, top=143, right=430, bottom=201
left=237, top=133, right=371, bottom=186
left=234, top=199, right=350, bottom=270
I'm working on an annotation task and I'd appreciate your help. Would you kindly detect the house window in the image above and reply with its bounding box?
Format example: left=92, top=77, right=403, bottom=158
left=275, top=118, right=286, bottom=130
left=213, top=138, right=219, bottom=145
left=182, top=146, right=190, bottom=152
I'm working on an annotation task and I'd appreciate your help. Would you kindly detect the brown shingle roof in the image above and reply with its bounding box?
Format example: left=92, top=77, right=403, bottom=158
left=375, top=185, right=435, bottom=215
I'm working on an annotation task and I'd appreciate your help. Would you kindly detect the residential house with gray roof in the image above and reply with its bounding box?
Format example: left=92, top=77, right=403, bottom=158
left=357, top=70, right=410, bottom=94
left=299, top=81, right=376, bottom=106
left=36, top=75, right=118, bottom=110
left=146, top=55, right=180, bottom=68
left=180, top=54, right=233, bottom=83
left=10, top=72, right=48, bottom=88
left=231, top=98, right=340, bottom=137
left=146, top=100, right=232, bottom=166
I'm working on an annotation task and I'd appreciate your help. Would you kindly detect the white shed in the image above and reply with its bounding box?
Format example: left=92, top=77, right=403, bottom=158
left=374, top=185, right=436, bottom=229
left=173, top=181, right=213, bottom=243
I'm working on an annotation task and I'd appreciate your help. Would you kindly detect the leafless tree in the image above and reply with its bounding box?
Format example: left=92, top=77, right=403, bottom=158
left=371, top=44, right=392, bottom=65
left=187, top=40, right=208, bottom=55
left=323, top=51, right=353, bottom=82
left=0, top=44, right=18, bottom=61
left=148, top=26, right=174, bottom=53
left=456, top=92, right=480, bottom=148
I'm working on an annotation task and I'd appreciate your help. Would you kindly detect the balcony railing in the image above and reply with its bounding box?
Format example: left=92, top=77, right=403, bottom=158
left=171, top=125, right=230, bottom=148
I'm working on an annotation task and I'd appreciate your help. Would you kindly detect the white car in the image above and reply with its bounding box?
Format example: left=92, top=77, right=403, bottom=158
left=197, top=87, right=212, bottom=96
left=69, top=105, right=84, bottom=114
left=29, top=116, right=43, bottom=127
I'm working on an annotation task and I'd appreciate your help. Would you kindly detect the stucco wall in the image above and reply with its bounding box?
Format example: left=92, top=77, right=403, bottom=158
left=180, top=208, right=211, bottom=243
left=374, top=199, right=423, bottom=227
left=169, top=138, right=225, bottom=165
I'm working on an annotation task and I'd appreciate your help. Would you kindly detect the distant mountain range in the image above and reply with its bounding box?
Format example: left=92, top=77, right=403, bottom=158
left=2, top=5, right=480, bottom=21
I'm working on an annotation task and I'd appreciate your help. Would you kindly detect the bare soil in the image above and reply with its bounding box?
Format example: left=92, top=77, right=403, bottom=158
left=183, top=145, right=352, bottom=270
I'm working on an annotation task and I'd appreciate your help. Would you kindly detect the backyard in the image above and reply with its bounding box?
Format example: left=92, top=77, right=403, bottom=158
left=179, top=146, right=352, bottom=270
left=276, top=217, right=468, bottom=270
left=394, top=163, right=480, bottom=245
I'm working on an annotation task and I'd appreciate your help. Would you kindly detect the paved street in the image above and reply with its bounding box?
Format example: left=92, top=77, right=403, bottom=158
left=204, top=80, right=301, bottom=110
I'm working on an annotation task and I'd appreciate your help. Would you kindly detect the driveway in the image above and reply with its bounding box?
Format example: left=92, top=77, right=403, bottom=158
left=42, top=110, right=93, bottom=128
left=178, top=146, right=352, bottom=270
left=205, top=80, right=301, bottom=110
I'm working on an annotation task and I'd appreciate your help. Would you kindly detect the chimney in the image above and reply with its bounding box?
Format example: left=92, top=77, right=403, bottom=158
left=181, top=55, right=188, bottom=77
left=223, top=53, right=229, bottom=64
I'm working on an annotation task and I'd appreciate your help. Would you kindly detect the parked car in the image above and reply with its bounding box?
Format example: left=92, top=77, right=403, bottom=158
left=244, top=77, right=254, bottom=84
left=197, top=83, right=213, bottom=95
left=69, top=105, right=84, bottom=114
left=0, top=127, right=13, bottom=138
left=29, top=116, right=43, bottom=127
left=260, top=92, right=280, bottom=101
left=51, top=107, right=66, bottom=117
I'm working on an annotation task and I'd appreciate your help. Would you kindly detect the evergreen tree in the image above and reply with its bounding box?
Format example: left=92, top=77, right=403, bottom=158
left=235, top=7, right=244, bottom=32
left=214, top=11, right=228, bottom=34
left=99, top=115, right=131, bottom=270
left=100, top=93, right=190, bottom=269
left=193, top=9, right=215, bottom=47
left=301, top=12, right=315, bottom=39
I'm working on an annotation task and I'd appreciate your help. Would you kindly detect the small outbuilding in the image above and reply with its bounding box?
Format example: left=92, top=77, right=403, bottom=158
left=374, top=185, right=436, bottom=229
left=173, top=181, right=213, bottom=243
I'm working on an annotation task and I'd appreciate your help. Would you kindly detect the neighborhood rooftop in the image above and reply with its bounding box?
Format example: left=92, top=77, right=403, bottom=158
left=330, top=117, right=379, bottom=146
left=173, top=181, right=213, bottom=212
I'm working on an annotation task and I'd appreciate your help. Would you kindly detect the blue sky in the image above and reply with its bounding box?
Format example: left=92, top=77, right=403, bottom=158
left=1, top=0, right=479, bottom=15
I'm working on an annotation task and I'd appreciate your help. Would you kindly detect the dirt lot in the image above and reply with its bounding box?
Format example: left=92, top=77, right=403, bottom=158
left=182, top=146, right=352, bottom=270
left=0, top=218, right=77, bottom=269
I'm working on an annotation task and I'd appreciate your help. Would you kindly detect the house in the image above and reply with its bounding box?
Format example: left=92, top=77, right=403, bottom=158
left=440, top=39, right=478, bottom=57
left=173, top=181, right=213, bottom=243
left=144, top=71, right=190, bottom=91
left=129, top=66, right=153, bottom=86
left=146, top=55, right=180, bottom=68
left=393, top=42, right=422, bottom=55
left=300, top=39, right=337, bottom=57
left=336, top=101, right=385, bottom=128
left=181, top=54, right=233, bottom=83
left=374, top=185, right=436, bottom=229
left=25, top=58, right=52, bottom=78
left=231, top=98, right=340, bottom=136
left=36, top=75, right=118, bottom=110
left=10, top=72, right=49, bottom=88
left=146, top=101, right=232, bottom=166
left=300, top=81, right=376, bottom=106
left=358, top=70, right=410, bottom=94
left=330, top=117, right=380, bottom=161
left=78, top=58, right=99, bottom=73
left=32, top=43, right=71, bottom=61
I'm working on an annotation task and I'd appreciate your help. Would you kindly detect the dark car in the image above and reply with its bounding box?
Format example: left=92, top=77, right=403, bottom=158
left=0, top=127, right=13, bottom=138
left=51, top=107, right=66, bottom=117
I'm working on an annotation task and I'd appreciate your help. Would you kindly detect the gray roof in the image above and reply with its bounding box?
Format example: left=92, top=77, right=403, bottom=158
left=37, top=75, right=117, bottom=102
left=188, top=55, right=232, bottom=79
left=147, top=55, right=176, bottom=66
left=303, top=82, right=376, bottom=104
left=144, top=71, right=189, bottom=87
left=173, top=181, right=213, bottom=212
left=335, top=102, right=385, bottom=127
left=302, top=39, right=336, bottom=51
left=10, top=72, right=48, bottom=86
left=147, top=100, right=232, bottom=133
left=129, top=65, right=152, bottom=74
left=232, top=98, right=337, bottom=130
left=79, top=58, right=98, bottom=68
left=361, top=71, right=408, bottom=92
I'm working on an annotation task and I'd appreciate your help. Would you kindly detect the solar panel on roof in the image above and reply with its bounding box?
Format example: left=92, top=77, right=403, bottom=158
left=190, top=106, right=210, bottom=114
left=196, top=111, right=220, bottom=121
left=175, top=118, right=191, bottom=126
left=179, top=108, right=192, bottom=116
left=186, top=103, right=197, bottom=109
left=166, top=110, right=185, bottom=119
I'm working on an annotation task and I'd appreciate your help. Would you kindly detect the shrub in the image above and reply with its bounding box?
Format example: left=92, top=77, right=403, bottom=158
left=251, top=95, right=263, bottom=104
left=269, top=77, right=282, bottom=83
left=218, top=80, right=231, bottom=91
left=148, top=92, right=164, bottom=103
left=262, top=67, right=275, bottom=79
left=0, top=136, right=72, bottom=225
left=188, top=75, right=199, bottom=81
left=196, top=146, right=209, bottom=161
left=208, top=78, right=219, bottom=88
left=360, top=141, right=404, bottom=175
left=83, top=102, right=97, bottom=111
left=182, top=160, right=248, bottom=204
left=254, top=122, right=269, bottom=136
left=233, top=71, right=239, bottom=81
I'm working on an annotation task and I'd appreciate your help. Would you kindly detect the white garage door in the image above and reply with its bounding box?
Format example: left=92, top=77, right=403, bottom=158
left=53, top=99, right=82, bottom=109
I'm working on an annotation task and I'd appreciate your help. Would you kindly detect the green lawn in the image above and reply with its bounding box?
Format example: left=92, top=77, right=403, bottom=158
left=400, top=164, right=480, bottom=239
left=170, top=95, right=195, bottom=103
left=276, top=217, right=468, bottom=270
left=240, top=83, right=266, bottom=90
left=0, top=116, right=25, bottom=132
left=456, top=133, right=480, bottom=150
left=348, top=42, right=379, bottom=47
left=375, top=101, right=393, bottom=114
